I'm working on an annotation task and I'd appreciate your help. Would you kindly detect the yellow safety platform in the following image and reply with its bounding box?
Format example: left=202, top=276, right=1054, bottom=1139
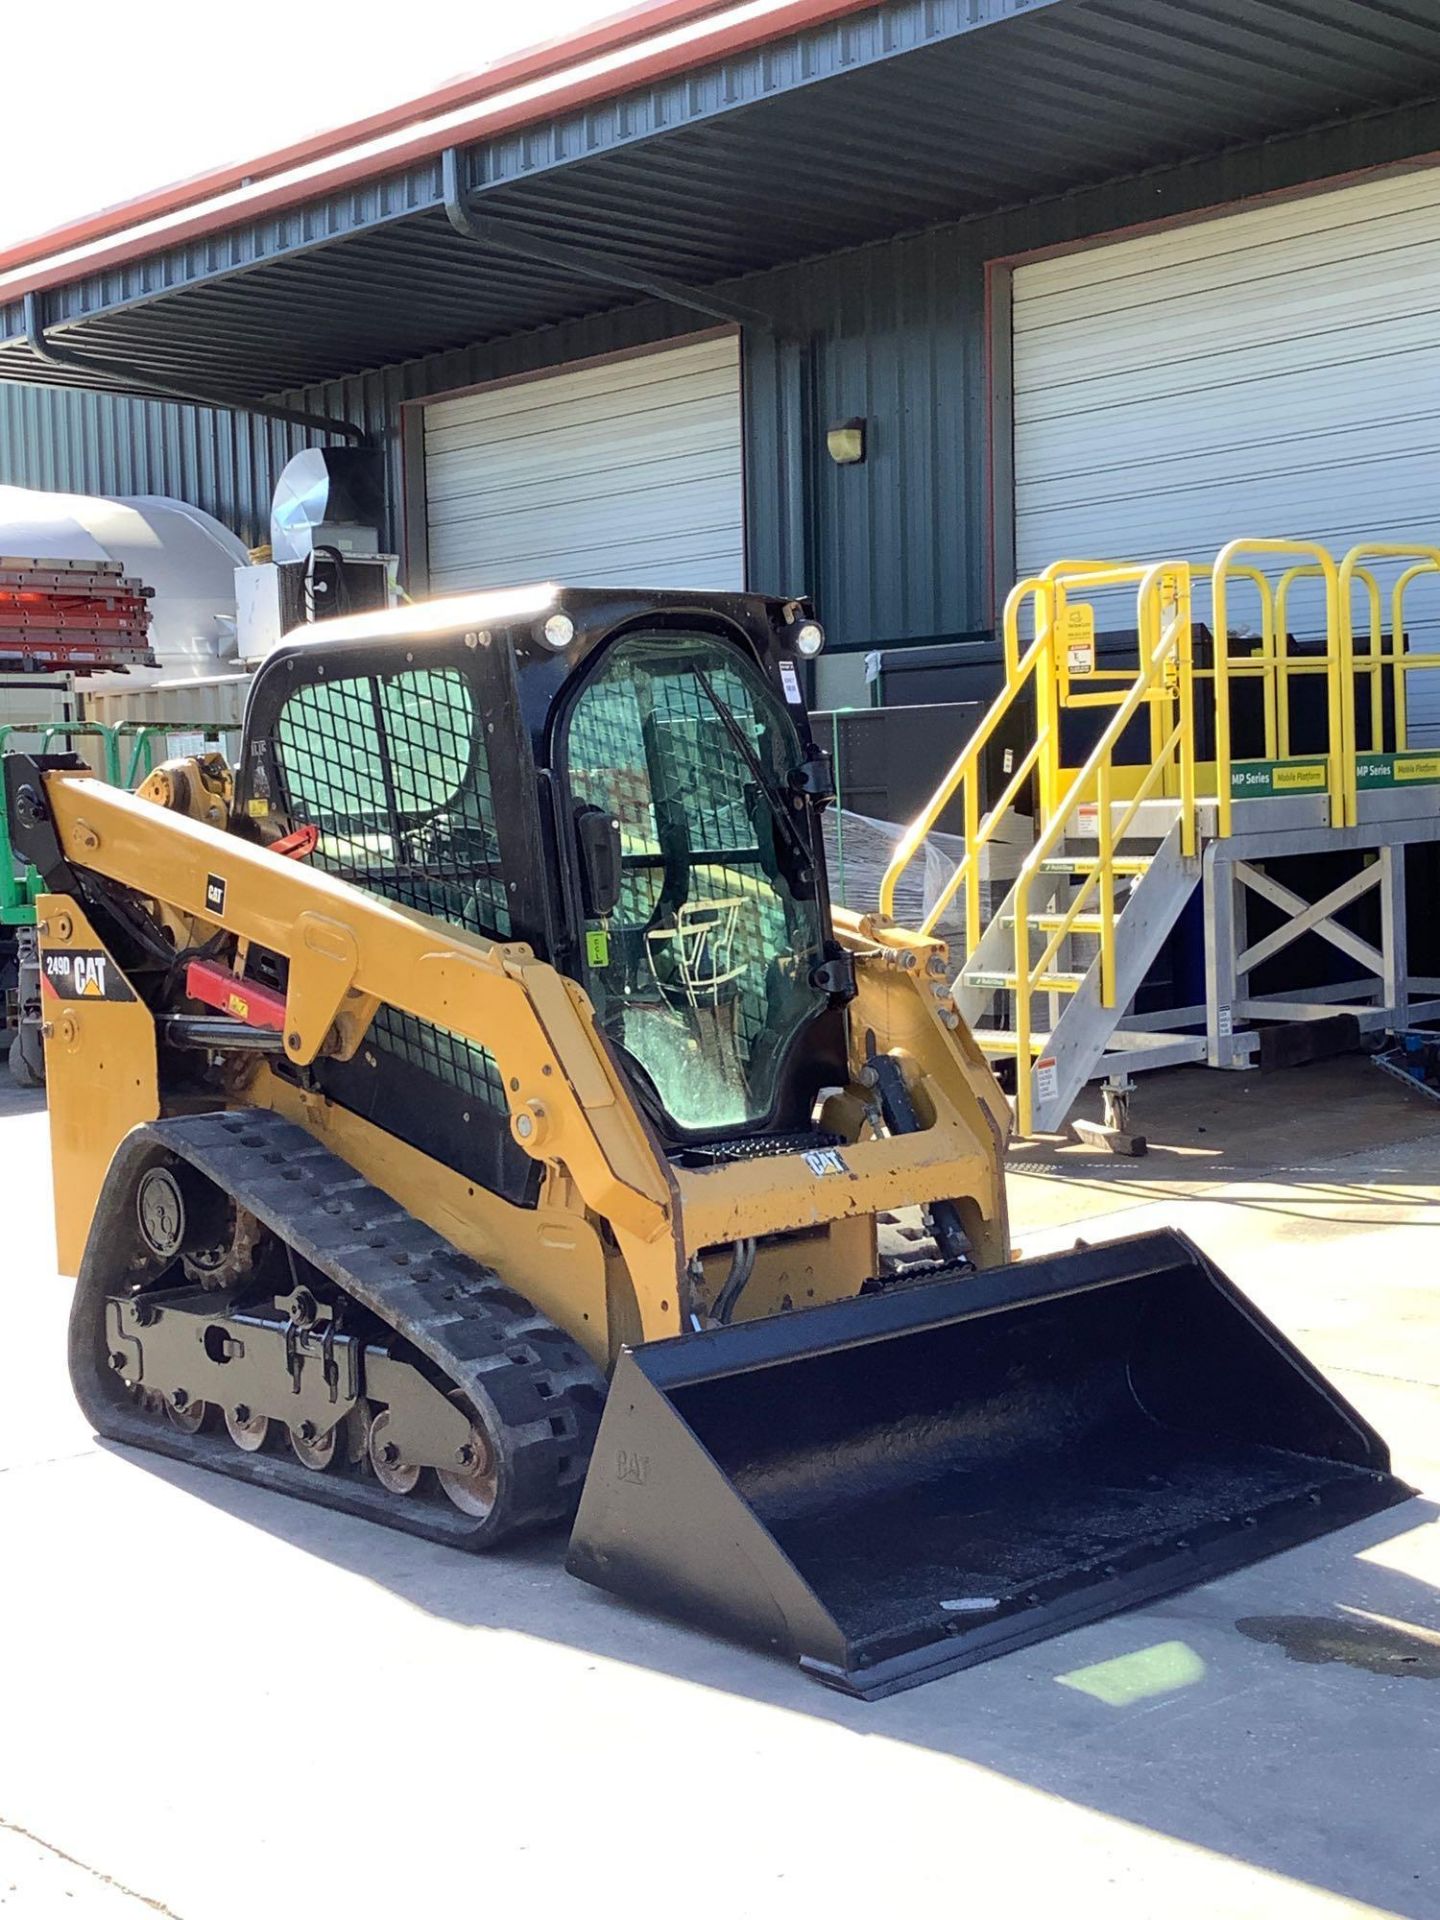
left=882, top=541, right=1440, bottom=1133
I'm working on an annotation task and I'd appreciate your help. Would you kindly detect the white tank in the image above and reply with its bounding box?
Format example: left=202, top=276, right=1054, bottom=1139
left=0, top=484, right=249, bottom=689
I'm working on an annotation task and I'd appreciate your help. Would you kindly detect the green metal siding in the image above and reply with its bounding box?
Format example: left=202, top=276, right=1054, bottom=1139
left=0, top=380, right=304, bottom=549
left=275, top=92, right=1440, bottom=650
left=275, top=230, right=991, bottom=654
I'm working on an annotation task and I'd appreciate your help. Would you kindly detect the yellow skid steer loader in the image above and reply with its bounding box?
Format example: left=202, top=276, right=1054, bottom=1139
left=7, top=585, right=1408, bottom=1697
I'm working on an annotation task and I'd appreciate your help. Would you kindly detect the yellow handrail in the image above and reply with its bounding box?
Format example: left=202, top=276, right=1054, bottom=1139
left=1212, top=540, right=1343, bottom=833
left=1011, top=563, right=1193, bottom=1134
left=1337, top=545, right=1440, bottom=815
left=1273, top=562, right=1382, bottom=761
left=878, top=575, right=1054, bottom=937
left=1349, top=567, right=1384, bottom=752
left=885, top=559, right=1195, bottom=967
left=1389, top=561, right=1440, bottom=750
left=1223, top=563, right=1278, bottom=757
left=917, top=730, right=1045, bottom=945
left=1002, top=557, right=1121, bottom=678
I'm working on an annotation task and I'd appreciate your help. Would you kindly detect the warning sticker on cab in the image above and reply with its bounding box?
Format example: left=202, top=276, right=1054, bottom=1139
left=41, top=949, right=136, bottom=1002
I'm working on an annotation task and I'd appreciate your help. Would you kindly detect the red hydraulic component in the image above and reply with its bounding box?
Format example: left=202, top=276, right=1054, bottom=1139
left=268, top=824, right=319, bottom=859
left=185, top=961, right=286, bottom=1031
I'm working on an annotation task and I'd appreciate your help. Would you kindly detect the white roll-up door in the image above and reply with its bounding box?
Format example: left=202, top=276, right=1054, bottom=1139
left=1011, top=166, right=1440, bottom=738
left=422, top=333, right=744, bottom=597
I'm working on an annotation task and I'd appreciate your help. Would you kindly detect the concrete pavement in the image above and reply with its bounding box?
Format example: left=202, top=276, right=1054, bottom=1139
left=1, top=1063, right=1437, bottom=1919
left=0, top=1824, right=170, bottom=1917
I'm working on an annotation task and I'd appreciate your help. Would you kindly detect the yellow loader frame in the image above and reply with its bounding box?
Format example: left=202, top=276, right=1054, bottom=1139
left=36, top=766, right=1010, bottom=1367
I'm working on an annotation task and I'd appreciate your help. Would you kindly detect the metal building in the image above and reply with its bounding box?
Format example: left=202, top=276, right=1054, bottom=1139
left=4, top=0, right=1440, bottom=708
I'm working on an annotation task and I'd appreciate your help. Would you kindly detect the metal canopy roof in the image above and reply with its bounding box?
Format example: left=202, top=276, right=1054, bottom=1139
left=5, top=0, right=1440, bottom=406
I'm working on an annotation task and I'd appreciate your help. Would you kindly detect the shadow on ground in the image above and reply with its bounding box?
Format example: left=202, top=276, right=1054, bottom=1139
left=0, top=1080, right=47, bottom=1120
left=35, top=1049, right=1440, bottom=1910
left=114, top=1438, right=1440, bottom=1917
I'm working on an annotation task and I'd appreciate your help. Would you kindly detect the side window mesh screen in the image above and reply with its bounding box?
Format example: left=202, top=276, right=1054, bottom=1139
left=273, top=667, right=509, bottom=1116
left=274, top=669, right=510, bottom=938
left=366, top=1004, right=508, bottom=1108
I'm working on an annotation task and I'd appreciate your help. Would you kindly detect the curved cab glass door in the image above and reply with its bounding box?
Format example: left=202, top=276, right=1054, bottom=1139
left=564, top=631, right=828, bottom=1135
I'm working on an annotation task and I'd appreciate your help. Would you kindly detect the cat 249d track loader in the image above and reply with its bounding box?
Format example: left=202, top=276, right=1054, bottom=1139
left=7, top=584, right=1409, bottom=1699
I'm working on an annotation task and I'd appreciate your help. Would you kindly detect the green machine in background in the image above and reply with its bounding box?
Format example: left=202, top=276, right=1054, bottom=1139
left=1, top=720, right=227, bottom=1085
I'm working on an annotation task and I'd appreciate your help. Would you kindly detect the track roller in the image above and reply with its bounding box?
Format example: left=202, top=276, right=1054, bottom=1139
left=224, top=1405, right=270, bottom=1452
left=436, top=1397, right=500, bottom=1519
left=290, top=1420, right=343, bottom=1472
left=165, top=1393, right=207, bottom=1433
left=367, top=1409, right=420, bottom=1494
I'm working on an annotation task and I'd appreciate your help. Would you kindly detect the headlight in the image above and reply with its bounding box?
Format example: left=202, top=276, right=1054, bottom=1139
left=794, top=621, right=825, bottom=657
left=541, top=613, right=576, bottom=650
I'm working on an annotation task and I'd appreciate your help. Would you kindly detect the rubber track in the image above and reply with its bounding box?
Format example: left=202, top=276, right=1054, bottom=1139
left=70, top=1110, right=608, bottom=1549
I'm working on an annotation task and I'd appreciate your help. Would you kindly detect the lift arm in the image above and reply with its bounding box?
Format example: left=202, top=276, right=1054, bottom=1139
left=19, top=764, right=1014, bottom=1319
left=27, top=768, right=675, bottom=1245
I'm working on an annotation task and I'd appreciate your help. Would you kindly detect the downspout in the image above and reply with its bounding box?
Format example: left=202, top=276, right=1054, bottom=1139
left=23, top=292, right=370, bottom=444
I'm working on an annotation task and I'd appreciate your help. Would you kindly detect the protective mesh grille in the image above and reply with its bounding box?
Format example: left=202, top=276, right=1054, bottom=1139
left=273, top=666, right=509, bottom=1117
left=274, top=668, right=511, bottom=937
left=367, top=1004, right=508, bottom=1110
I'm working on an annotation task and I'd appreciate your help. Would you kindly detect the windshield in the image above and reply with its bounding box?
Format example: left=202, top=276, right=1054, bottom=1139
left=564, top=630, right=829, bottom=1135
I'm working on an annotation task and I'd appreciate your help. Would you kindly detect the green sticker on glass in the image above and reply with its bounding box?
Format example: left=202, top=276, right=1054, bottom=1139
left=585, top=928, right=611, bottom=967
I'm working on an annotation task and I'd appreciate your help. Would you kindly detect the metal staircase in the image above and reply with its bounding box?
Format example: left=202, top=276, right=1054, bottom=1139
left=878, top=536, right=1440, bottom=1136
left=881, top=556, right=1200, bottom=1134
left=955, top=801, right=1200, bottom=1132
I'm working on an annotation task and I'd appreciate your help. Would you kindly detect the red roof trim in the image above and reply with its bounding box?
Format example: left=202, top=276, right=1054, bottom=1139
left=2, top=0, right=876, bottom=309
left=0, top=0, right=728, bottom=276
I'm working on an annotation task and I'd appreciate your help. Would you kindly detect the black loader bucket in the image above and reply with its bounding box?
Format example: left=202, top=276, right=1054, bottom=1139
left=567, top=1231, right=1412, bottom=1698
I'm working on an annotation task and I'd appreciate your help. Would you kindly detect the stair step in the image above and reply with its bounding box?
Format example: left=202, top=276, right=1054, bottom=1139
left=1002, top=912, right=1106, bottom=934
left=964, top=969, right=1089, bottom=994
left=1040, top=855, right=1151, bottom=876
left=976, top=1030, right=1052, bottom=1055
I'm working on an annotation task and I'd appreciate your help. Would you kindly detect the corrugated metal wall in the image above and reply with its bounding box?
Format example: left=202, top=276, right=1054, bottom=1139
left=278, top=231, right=990, bottom=655
left=0, top=381, right=304, bottom=548
left=4, top=95, right=1438, bottom=656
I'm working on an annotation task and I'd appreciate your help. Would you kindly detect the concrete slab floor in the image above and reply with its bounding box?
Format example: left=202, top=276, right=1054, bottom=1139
left=1, top=1063, right=1437, bottom=1920
left=0, top=1824, right=170, bottom=1918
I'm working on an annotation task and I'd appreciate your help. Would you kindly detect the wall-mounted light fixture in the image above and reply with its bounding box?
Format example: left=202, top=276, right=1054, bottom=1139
left=826, top=417, right=867, bottom=465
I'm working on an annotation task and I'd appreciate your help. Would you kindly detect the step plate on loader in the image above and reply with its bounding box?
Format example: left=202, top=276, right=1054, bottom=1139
left=567, top=1231, right=1412, bottom=1699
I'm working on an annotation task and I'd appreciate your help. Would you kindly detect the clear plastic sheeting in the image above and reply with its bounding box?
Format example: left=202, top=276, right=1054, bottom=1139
left=822, top=807, right=1030, bottom=949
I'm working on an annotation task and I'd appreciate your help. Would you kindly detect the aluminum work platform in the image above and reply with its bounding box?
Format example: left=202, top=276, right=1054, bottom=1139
left=880, top=539, right=1440, bottom=1133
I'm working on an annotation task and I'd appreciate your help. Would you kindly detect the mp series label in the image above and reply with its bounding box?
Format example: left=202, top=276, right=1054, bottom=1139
left=1229, top=759, right=1327, bottom=797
